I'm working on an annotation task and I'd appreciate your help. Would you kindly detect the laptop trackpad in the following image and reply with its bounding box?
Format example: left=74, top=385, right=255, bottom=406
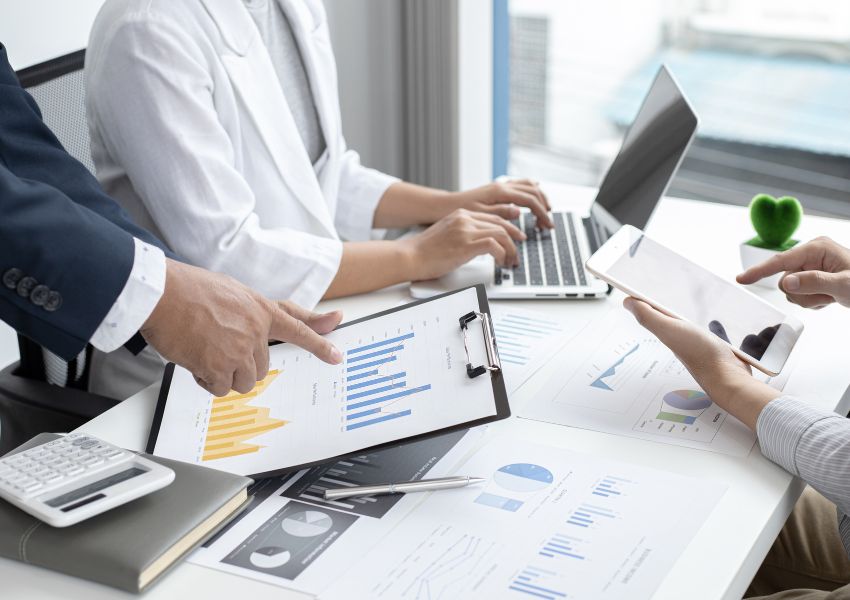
left=409, top=255, right=494, bottom=299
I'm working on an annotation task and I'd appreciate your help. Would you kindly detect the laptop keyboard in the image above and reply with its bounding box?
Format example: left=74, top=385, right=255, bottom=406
left=497, top=212, right=588, bottom=287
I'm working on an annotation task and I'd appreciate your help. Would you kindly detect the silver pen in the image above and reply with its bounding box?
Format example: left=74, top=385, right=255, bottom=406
left=323, top=475, right=486, bottom=501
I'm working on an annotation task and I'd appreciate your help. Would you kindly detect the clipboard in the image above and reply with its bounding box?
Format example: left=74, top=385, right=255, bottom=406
left=146, top=285, right=509, bottom=478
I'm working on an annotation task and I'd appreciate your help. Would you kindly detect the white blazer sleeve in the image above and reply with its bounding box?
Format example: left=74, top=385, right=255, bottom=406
left=86, top=17, right=341, bottom=308
left=334, top=146, right=399, bottom=242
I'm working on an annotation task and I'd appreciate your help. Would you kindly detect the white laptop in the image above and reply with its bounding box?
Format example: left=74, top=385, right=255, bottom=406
left=411, top=65, right=699, bottom=300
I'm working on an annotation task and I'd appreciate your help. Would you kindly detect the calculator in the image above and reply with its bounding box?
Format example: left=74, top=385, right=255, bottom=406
left=0, top=432, right=174, bottom=527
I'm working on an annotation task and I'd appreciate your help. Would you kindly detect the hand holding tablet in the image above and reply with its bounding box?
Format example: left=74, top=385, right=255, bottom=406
left=586, top=225, right=803, bottom=376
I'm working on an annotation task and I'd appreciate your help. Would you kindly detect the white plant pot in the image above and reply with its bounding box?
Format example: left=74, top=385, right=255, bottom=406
left=739, top=242, right=783, bottom=289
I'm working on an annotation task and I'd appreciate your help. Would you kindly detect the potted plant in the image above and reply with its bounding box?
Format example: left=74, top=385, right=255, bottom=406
left=739, top=194, right=803, bottom=289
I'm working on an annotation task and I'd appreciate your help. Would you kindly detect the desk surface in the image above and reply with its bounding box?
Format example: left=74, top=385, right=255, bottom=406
left=5, top=185, right=850, bottom=600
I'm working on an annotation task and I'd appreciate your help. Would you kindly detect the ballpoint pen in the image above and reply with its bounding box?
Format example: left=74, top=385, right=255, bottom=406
left=323, top=475, right=486, bottom=501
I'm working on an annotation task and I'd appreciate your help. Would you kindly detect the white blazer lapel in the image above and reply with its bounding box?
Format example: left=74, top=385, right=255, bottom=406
left=200, top=0, right=337, bottom=237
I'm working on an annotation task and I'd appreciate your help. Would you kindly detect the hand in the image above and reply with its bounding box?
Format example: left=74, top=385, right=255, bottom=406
left=400, top=208, right=526, bottom=280
left=443, top=179, right=554, bottom=229
left=141, top=259, right=343, bottom=396
left=623, top=298, right=780, bottom=430
left=737, top=236, right=850, bottom=309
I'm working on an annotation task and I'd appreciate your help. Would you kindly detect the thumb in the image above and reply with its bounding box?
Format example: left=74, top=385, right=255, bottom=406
left=782, top=271, right=843, bottom=296
left=623, top=297, right=689, bottom=349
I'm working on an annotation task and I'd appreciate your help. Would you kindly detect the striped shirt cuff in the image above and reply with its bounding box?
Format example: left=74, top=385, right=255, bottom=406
left=756, top=395, right=835, bottom=475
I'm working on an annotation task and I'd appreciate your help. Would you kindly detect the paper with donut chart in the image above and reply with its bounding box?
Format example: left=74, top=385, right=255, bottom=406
left=520, top=309, right=792, bottom=456
left=148, top=287, right=505, bottom=476
left=321, top=436, right=726, bottom=600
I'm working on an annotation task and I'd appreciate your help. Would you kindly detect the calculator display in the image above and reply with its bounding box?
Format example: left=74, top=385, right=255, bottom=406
left=45, top=467, right=148, bottom=508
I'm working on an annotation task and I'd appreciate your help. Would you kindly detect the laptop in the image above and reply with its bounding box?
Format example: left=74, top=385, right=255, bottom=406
left=410, top=65, right=699, bottom=300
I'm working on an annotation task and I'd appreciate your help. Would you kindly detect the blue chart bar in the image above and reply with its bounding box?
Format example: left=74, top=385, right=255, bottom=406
left=539, top=533, right=584, bottom=560
left=502, top=313, right=559, bottom=327
left=497, top=339, right=530, bottom=349
left=347, top=369, right=378, bottom=382
left=497, top=322, right=547, bottom=338
left=347, top=345, right=404, bottom=363
left=347, top=332, right=415, bottom=356
left=347, top=384, right=431, bottom=411
left=346, top=381, right=407, bottom=401
left=346, top=408, right=380, bottom=421
left=500, top=352, right=528, bottom=366
left=346, top=356, right=397, bottom=372
left=567, top=503, right=617, bottom=528
left=509, top=567, right=567, bottom=599
left=345, top=409, right=412, bottom=431
left=593, top=477, right=626, bottom=498
left=347, top=372, right=406, bottom=391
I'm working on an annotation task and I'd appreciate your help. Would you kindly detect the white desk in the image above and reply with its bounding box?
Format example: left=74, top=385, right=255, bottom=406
left=5, top=186, right=850, bottom=600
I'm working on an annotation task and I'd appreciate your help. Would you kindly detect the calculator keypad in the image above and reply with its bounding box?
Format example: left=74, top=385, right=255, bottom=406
left=0, top=433, right=132, bottom=499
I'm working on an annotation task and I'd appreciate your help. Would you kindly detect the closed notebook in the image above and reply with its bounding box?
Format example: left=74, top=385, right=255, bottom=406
left=0, top=433, right=252, bottom=593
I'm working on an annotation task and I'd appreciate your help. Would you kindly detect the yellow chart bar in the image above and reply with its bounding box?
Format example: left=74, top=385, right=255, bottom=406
left=202, top=370, right=288, bottom=462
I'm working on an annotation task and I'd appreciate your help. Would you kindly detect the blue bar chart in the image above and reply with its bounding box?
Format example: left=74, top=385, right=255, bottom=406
left=538, top=533, right=585, bottom=561
left=492, top=312, right=562, bottom=366
left=567, top=503, right=618, bottom=528
left=509, top=566, right=568, bottom=599
left=592, top=475, right=630, bottom=498
left=343, top=332, right=431, bottom=431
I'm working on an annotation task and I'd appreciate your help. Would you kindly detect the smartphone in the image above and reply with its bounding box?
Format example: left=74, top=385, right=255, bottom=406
left=585, top=225, right=803, bottom=375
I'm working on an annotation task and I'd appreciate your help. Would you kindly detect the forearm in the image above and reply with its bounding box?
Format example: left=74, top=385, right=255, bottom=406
left=757, top=396, right=850, bottom=521
left=324, top=241, right=416, bottom=299
left=372, top=182, right=457, bottom=228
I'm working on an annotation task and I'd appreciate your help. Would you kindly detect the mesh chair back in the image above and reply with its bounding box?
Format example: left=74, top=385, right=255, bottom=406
left=15, top=50, right=92, bottom=387
left=16, top=50, right=94, bottom=175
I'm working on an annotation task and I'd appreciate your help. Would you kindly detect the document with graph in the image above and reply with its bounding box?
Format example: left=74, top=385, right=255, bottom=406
left=147, top=285, right=510, bottom=476
left=520, top=309, right=791, bottom=456
left=321, top=436, right=726, bottom=600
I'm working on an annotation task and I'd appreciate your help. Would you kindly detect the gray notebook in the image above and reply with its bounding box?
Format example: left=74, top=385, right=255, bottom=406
left=0, top=433, right=252, bottom=593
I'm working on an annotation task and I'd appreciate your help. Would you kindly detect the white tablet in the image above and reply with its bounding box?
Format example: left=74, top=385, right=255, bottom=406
left=586, top=225, right=803, bottom=376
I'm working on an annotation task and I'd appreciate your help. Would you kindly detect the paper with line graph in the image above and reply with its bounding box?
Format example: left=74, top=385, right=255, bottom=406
left=149, top=287, right=499, bottom=475
left=520, top=309, right=791, bottom=456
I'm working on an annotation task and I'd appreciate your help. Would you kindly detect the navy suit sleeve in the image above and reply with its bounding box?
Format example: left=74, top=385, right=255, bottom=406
left=0, top=45, right=175, bottom=360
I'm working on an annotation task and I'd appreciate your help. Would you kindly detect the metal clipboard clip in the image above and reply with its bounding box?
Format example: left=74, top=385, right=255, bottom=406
left=459, top=311, right=501, bottom=379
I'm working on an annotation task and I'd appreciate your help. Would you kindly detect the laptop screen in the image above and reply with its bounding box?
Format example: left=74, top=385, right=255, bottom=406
left=590, top=66, right=698, bottom=241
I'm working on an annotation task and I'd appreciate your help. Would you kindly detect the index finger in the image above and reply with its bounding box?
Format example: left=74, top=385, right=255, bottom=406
left=505, top=189, right=554, bottom=229
left=269, top=305, right=343, bottom=364
left=736, top=244, right=812, bottom=284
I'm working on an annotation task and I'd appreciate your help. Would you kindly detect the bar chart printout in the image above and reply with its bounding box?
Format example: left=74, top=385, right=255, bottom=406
left=203, top=370, right=288, bottom=461
left=510, top=566, right=568, bottom=598
left=343, top=332, right=432, bottom=432
left=489, top=306, right=587, bottom=394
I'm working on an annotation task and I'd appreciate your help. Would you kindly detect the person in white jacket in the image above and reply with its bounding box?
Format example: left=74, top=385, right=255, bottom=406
left=84, top=0, right=552, bottom=399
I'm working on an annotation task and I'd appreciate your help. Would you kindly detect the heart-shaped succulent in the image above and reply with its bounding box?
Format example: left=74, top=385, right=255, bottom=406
left=748, top=194, right=802, bottom=249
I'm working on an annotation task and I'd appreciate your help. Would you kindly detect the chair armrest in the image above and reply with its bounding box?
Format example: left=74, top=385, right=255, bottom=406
left=0, top=362, right=119, bottom=421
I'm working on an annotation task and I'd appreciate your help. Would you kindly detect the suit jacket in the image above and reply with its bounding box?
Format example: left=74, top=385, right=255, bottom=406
left=0, top=43, right=172, bottom=361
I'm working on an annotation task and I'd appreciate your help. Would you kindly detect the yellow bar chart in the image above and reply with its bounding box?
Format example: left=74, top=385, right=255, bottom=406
left=202, top=370, right=288, bottom=461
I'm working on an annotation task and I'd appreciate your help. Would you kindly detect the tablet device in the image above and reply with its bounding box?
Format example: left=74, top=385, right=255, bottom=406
left=147, top=285, right=509, bottom=478
left=586, top=225, right=803, bottom=376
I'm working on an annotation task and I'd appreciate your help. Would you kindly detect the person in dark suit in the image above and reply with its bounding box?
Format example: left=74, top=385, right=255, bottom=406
left=0, top=43, right=342, bottom=395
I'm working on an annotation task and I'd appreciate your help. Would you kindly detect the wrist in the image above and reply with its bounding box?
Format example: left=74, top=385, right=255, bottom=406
left=710, top=374, right=780, bottom=430
left=394, top=238, right=423, bottom=280
left=424, top=190, right=460, bottom=223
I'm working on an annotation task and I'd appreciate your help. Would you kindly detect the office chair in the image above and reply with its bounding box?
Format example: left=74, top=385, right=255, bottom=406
left=0, top=50, right=119, bottom=453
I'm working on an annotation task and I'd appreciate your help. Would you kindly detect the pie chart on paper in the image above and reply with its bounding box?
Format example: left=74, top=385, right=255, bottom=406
left=493, top=463, right=554, bottom=493
left=281, top=510, right=333, bottom=538
left=249, top=546, right=291, bottom=569
left=663, top=390, right=712, bottom=412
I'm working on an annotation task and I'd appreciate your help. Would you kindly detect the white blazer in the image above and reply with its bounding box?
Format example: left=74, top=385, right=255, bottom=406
left=85, top=0, right=398, bottom=308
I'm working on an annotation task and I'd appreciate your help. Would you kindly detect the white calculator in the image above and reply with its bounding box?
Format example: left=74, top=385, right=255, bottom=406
left=0, top=432, right=174, bottom=527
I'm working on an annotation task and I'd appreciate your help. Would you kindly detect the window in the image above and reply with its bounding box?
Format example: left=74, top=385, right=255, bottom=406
left=500, top=0, right=850, bottom=216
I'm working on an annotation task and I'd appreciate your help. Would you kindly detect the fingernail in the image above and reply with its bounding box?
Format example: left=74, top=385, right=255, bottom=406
left=784, top=275, right=799, bottom=291
left=623, top=298, right=635, bottom=313
left=331, top=347, right=343, bottom=363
